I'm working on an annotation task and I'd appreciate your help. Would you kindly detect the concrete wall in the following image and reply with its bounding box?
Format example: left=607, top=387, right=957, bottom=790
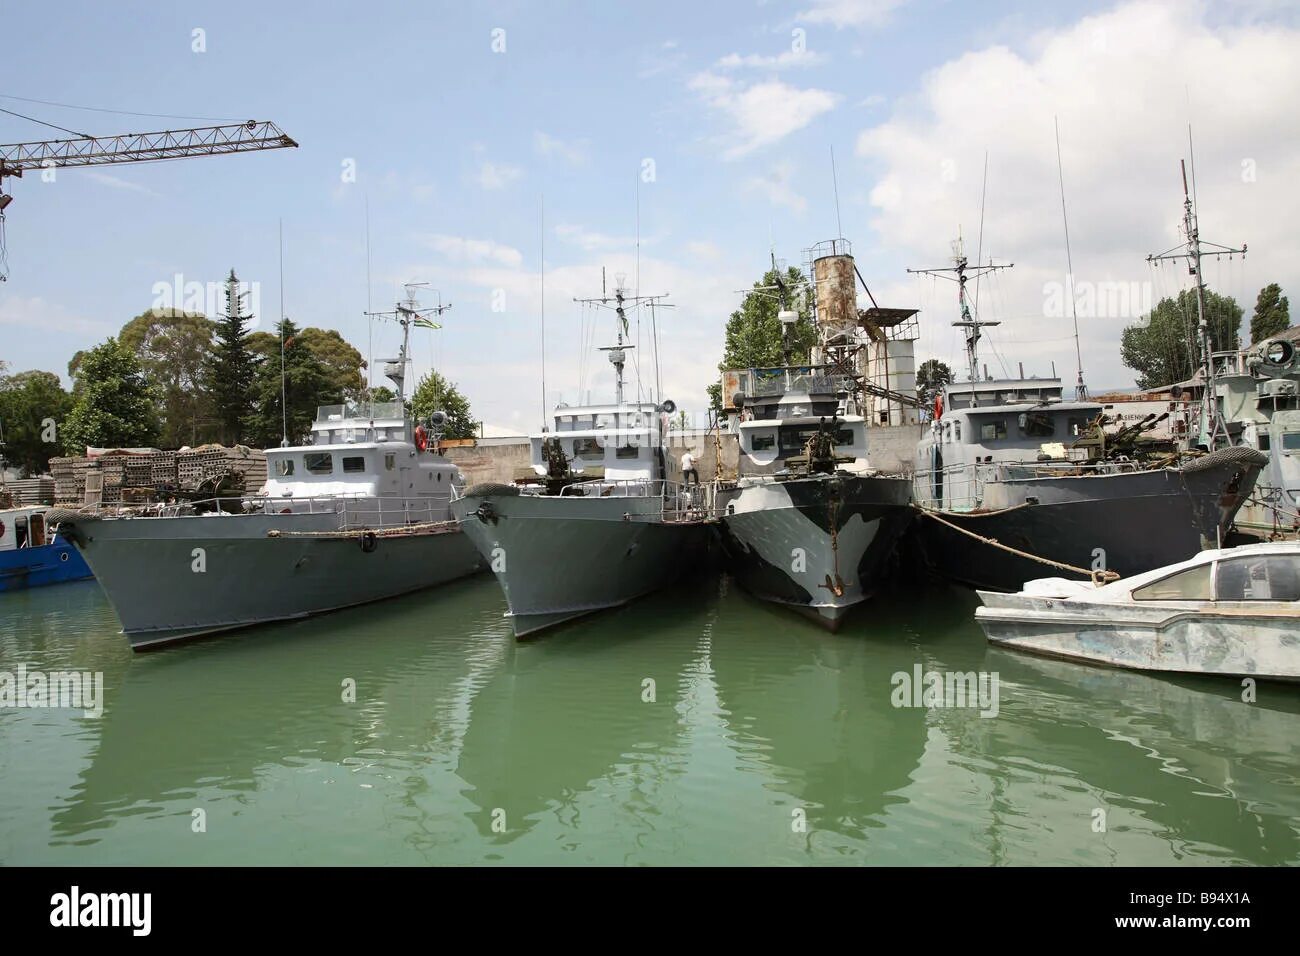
left=443, top=442, right=532, bottom=487
left=441, top=422, right=923, bottom=486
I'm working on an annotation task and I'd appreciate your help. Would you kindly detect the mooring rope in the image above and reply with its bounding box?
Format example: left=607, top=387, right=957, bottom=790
left=913, top=505, right=1120, bottom=585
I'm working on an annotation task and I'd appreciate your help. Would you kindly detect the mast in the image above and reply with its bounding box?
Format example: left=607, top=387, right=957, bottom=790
left=574, top=283, right=672, bottom=408
left=364, top=283, right=452, bottom=405
left=1146, top=153, right=1246, bottom=449
left=908, top=236, right=1013, bottom=386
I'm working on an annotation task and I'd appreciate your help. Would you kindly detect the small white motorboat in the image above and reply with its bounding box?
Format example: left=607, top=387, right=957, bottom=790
left=975, top=542, right=1300, bottom=681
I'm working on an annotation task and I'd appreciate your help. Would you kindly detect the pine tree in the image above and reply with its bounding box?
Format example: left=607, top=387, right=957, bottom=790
left=1250, top=283, right=1290, bottom=344
left=205, top=269, right=257, bottom=445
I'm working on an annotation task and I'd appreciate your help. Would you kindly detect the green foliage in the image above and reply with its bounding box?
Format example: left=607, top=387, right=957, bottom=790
left=410, top=370, right=476, bottom=439
left=1250, top=283, right=1290, bottom=344
left=249, top=326, right=367, bottom=402
left=723, top=266, right=818, bottom=367
left=296, top=328, right=367, bottom=400
left=119, top=308, right=218, bottom=447
left=916, top=359, right=953, bottom=406
left=0, top=369, right=72, bottom=475
left=62, top=339, right=160, bottom=454
left=245, top=319, right=339, bottom=448
left=204, top=269, right=257, bottom=445
left=1120, top=288, right=1243, bottom=390
left=363, top=385, right=396, bottom=404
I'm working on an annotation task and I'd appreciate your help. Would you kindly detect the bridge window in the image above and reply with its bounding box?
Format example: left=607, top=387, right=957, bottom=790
left=979, top=420, right=1008, bottom=442
left=304, top=453, right=333, bottom=475
left=1132, top=563, right=1211, bottom=601
left=573, top=437, right=603, bottom=460
left=1214, top=555, right=1300, bottom=601
left=1019, top=411, right=1055, bottom=438
left=342, top=456, right=366, bottom=473
left=274, top=458, right=295, bottom=477
left=750, top=433, right=775, bottom=451
left=616, top=444, right=641, bottom=459
left=385, top=453, right=395, bottom=471
left=1284, top=433, right=1300, bottom=451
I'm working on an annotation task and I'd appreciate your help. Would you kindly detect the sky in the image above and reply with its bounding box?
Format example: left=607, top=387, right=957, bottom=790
left=1, top=0, right=1297, bottom=432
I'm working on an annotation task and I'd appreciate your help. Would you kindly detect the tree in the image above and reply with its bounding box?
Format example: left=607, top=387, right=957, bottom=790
left=1250, top=283, right=1290, bottom=344
left=0, top=369, right=72, bottom=475
left=916, top=359, right=953, bottom=408
left=205, top=269, right=257, bottom=445
left=62, top=339, right=160, bottom=453
left=297, top=328, right=366, bottom=400
left=1120, top=288, right=1243, bottom=389
left=248, top=326, right=367, bottom=401
left=119, top=308, right=218, bottom=447
left=410, top=370, right=476, bottom=439
left=245, top=318, right=338, bottom=448
left=708, top=265, right=819, bottom=410
left=362, top=385, right=396, bottom=404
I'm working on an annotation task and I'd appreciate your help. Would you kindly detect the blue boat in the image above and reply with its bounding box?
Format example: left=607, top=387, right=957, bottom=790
left=0, top=506, right=93, bottom=591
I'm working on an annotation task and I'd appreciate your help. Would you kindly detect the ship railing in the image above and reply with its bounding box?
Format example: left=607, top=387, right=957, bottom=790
left=557, top=478, right=718, bottom=522
left=915, top=457, right=1151, bottom=508
left=913, top=463, right=987, bottom=510
left=79, top=494, right=449, bottom=531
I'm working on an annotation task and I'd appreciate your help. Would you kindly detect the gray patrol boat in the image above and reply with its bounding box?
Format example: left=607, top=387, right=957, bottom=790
left=451, top=285, right=711, bottom=637
left=910, top=239, right=1264, bottom=591
left=714, top=242, right=916, bottom=629
left=54, top=292, right=483, bottom=650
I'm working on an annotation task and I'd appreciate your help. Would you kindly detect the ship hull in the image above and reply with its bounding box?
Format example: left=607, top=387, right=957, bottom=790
left=0, top=534, right=93, bottom=592
left=716, top=473, right=914, bottom=629
left=451, top=487, right=711, bottom=637
left=58, top=512, right=484, bottom=649
left=914, top=457, right=1262, bottom=592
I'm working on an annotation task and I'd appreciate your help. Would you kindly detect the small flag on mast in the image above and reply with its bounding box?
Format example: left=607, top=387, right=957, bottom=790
left=413, top=318, right=442, bottom=330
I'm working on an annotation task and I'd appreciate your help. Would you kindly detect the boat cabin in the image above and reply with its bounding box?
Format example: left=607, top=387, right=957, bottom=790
left=917, top=381, right=1102, bottom=511
left=0, top=506, right=50, bottom=551
left=262, top=402, right=460, bottom=504
left=532, top=402, right=675, bottom=483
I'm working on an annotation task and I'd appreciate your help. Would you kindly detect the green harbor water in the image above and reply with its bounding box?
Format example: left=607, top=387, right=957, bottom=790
left=1, top=572, right=1298, bottom=866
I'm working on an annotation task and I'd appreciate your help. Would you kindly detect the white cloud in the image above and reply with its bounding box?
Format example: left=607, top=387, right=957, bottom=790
left=854, top=0, right=1300, bottom=388
left=418, top=234, right=523, bottom=267
left=554, top=223, right=647, bottom=252
left=534, top=131, right=589, bottom=166
left=689, top=72, right=838, bottom=159
left=715, top=49, right=827, bottom=70
left=685, top=240, right=724, bottom=261
left=797, top=0, right=908, bottom=28
left=474, top=161, right=522, bottom=190
left=84, top=171, right=163, bottom=198
left=0, top=296, right=112, bottom=339
left=745, top=162, right=808, bottom=213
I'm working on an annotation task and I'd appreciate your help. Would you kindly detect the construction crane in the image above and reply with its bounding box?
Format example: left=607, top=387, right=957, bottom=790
left=0, top=119, right=297, bottom=279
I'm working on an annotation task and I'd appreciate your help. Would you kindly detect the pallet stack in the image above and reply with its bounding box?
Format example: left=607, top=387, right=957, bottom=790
left=47, top=445, right=270, bottom=503
left=50, top=457, right=91, bottom=505
left=150, top=451, right=178, bottom=486
left=0, top=477, right=55, bottom=506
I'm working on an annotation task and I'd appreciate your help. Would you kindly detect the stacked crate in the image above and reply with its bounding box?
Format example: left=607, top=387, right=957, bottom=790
left=98, top=455, right=127, bottom=504
left=176, top=448, right=211, bottom=489
left=50, top=457, right=92, bottom=505
left=1, top=477, right=55, bottom=506
left=150, top=451, right=177, bottom=486
left=123, top=456, right=152, bottom=488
